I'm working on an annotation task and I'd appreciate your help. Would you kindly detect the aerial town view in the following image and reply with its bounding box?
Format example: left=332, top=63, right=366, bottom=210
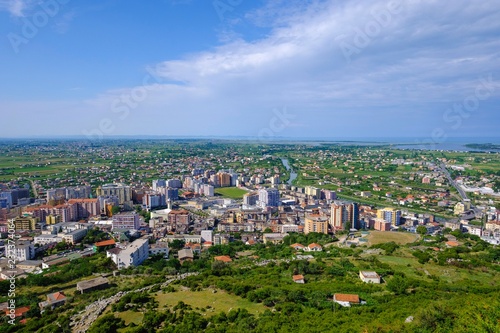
left=1, top=1, right=500, bottom=333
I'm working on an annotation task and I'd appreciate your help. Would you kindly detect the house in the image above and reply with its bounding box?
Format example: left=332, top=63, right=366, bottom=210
left=333, top=293, right=360, bottom=307
left=5, top=306, right=30, bottom=319
left=76, top=277, right=109, bottom=294
left=306, top=243, right=323, bottom=252
left=293, top=274, right=305, bottom=284
left=39, top=291, right=66, bottom=310
left=185, top=242, right=201, bottom=254
left=149, top=242, right=170, bottom=258
left=263, top=233, right=286, bottom=244
left=290, top=243, right=305, bottom=251
left=93, top=239, right=116, bottom=252
left=214, top=255, right=232, bottom=263
left=16, top=260, right=42, bottom=271
left=359, top=271, right=380, bottom=283
left=42, top=256, right=70, bottom=269
left=178, top=249, right=194, bottom=263
left=445, top=241, right=459, bottom=247
left=106, top=238, right=149, bottom=269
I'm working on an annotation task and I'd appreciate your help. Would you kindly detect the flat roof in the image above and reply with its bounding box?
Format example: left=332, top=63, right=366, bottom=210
left=76, top=277, right=109, bottom=290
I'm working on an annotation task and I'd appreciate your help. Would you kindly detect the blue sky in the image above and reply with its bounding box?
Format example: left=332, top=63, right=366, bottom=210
left=1, top=0, right=499, bottom=139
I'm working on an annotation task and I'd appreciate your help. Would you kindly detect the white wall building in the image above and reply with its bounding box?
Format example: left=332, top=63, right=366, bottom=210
left=107, top=238, right=149, bottom=269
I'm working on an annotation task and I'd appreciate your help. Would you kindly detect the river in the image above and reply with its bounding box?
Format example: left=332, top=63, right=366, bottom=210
left=281, top=158, right=297, bottom=185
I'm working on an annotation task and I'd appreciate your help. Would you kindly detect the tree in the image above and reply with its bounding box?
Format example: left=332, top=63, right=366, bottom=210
left=416, top=225, right=428, bottom=236
left=111, top=205, right=121, bottom=215
left=87, top=314, right=125, bottom=333
left=386, top=275, right=408, bottom=295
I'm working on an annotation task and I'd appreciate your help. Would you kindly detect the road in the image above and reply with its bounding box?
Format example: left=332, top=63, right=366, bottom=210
left=439, top=163, right=484, bottom=218
left=439, top=163, right=468, bottom=200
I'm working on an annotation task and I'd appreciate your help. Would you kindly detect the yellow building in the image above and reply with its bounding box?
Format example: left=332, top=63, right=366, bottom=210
left=454, top=202, right=465, bottom=215
left=376, top=208, right=401, bottom=226
left=304, top=215, right=329, bottom=234
left=46, top=215, right=61, bottom=225
left=13, top=216, right=37, bottom=231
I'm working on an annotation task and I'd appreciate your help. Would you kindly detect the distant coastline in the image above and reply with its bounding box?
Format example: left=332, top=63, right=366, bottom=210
left=464, top=143, right=500, bottom=151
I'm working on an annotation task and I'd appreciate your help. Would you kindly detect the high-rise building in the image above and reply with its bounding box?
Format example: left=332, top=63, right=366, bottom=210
left=166, top=179, right=182, bottom=189
left=257, top=188, right=280, bottom=208
left=68, top=199, right=100, bottom=219
left=203, top=184, right=214, bottom=197
left=305, top=186, right=321, bottom=198
left=12, top=216, right=37, bottom=231
left=304, top=215, right=329, bottom=234
left=377, top=208, right=401, bottom=226
left=112, top=212, right=140, bottom=230
left=330, top=201, right=360, bottom=230
left=218, top=172, right=232, bottom=188
left=152, top=179, right=167, bottom=191
left=243, top=192, right=259, bottom=206
left=96, top=184, right=131, bottom=205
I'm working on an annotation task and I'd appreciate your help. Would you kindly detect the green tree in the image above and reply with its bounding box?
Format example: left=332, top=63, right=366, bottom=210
left=87, top=314, right=125, bottom=333
left=416, top=225, right=428, bottom=236
left=386, top=275, right=408, bottom=295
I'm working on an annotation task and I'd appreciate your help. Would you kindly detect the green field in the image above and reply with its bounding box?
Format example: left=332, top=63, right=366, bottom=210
left=214, top=187, right=248, bottom=199
left=366, top=231, right=419, bottom=246
left=156, top=288, right=266, bottom=315
left=115, top=310, right=144, bottom=326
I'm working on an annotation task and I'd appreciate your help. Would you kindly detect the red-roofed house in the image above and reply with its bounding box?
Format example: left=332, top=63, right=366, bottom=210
left=39, top=291, right=67, bottom=310
left=306, top=243, right=323, bottom=252
left=334, top=293, right=360, bottom=307
left=293, top=274, right=305, bottom=284
left=5, top=306, right=30, bottom=318
left=290, top=243, right=305, bottom=251
left=214, top=255, right=232, bottom=263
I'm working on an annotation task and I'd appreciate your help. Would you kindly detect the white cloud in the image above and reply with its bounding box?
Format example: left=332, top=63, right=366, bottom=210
left=0, top=0, right=34, bottom=17
left=3, top=0, right=500, bottom=138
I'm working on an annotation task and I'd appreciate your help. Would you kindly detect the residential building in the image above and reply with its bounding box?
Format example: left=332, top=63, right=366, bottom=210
left=334, top=294, right=360, bottom=307
left=12, top=216, right=37, bottom=231
left=152, top=179, right=167, bottom=191
left=374, top=218, right=391, bottom=231
left=96, top=183, right=131, bottom=205
left=330, top=201, right=359, bottom=230
left=39, top=292, right=66, bottom=310
left=306, top=243, right=323, bottom=251
left=377, top=208, right=402, bottom=226
left=293, top=274, right=305, bottom=284
left=34, top=234, right=63, bottom=245
left=15, top=242, right=34, bottom=262
left=76, top=277, right=109, bottom=294
left=60, top=229, right=88, bottom=244
left=149, top=242, right=169, bottom=258
left=304, top=216, right=329, bottom=234
left=178, top=248, right=194, bottom=263
left=166, top=179, right=182, bottom=189
left=263, top=233, right=286, bottom=244
left=305, top=186, right=321, bottom=198
left=257, top=188, right=280, bottom=208
left=68, top=199, right=100, bottom=219
left=112, top=212, right=140, bottom=230
left=359, top=271, right=381, bottom=283
left=106, top=238, right=149, bottom=269
left=243, top=192, right=259, bottom=206
left=214, top=255, right=232, bottom=263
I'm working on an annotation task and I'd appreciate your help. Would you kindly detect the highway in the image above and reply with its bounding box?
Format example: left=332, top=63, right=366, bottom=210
left=439, top=163, right=468, bottom=200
